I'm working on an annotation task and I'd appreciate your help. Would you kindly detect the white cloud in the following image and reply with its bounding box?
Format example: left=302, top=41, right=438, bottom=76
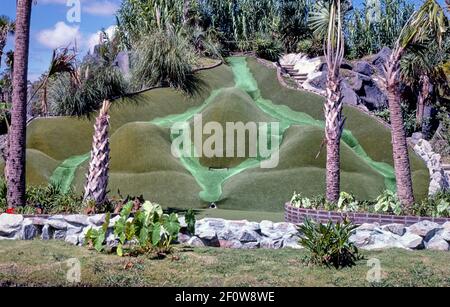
left=86, top=25, right=117, bottom=53
left=36, top=22, right=82, bottom=49
left=83, top=1, right=120, bottom=16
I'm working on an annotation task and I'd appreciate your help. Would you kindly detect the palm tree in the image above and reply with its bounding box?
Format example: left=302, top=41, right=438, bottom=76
left=324, top=1, right=345, bottom=203
left=400, top=40, right=449, bottom=135
left=84, top=100, right=111, bottom=207
left=310, top=0, right=346, bottom=202
left=384, top=0, right=446, bottom=206
left=0, top=15, right=15, bottom=69
left=6, top=0, right=32, bottom=208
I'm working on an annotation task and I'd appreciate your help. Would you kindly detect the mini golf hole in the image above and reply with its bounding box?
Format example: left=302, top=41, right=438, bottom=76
left=209, top=203, right=217, bottom=209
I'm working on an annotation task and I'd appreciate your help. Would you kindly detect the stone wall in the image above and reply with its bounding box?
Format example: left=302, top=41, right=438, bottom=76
left=1, top=213, right=450, bottom=251
left=410, top=133, right=449, bottom=195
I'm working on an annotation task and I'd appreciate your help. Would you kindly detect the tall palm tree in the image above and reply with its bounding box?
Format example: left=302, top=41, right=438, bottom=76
left=0, top=15, right=15, bottom=69
left=384, top=0, right=446, bottom=206
left=324, top=0, right=345, bottom=203
left=310, top=0, right=346, bottom=202
left=6, top=0, right=32, bottom=208
left=400, top=40, right=449, bottom=134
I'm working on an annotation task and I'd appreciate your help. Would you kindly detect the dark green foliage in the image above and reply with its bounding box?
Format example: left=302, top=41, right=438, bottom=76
left=49, top=64, right=127, bottom=117
left=85, top=213, right=111, bottom=252
left=131, top=29, right=202, bottom=95
left=185, top=208, right=196, bottom=235
left=0, top=177, right=82, bottom=214
left=346, top=0, right=415, bottom=59
left=411, top=190, right=450, bottom=217
left=299, top=217, right=360, bottom=269
left=254, top=37, right=283, bottom=62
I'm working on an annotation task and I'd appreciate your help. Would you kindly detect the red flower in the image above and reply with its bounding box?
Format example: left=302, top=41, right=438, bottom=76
left=5, top=208, right=15, bottom=214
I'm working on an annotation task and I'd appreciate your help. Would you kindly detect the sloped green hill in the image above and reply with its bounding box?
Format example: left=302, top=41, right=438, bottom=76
left=0, top=57, right=429, bottom=217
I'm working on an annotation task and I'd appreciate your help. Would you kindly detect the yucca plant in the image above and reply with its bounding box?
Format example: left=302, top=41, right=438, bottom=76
left=84, top=100, right=111, bottom=207
left=299, top=217, right=359, bottom=269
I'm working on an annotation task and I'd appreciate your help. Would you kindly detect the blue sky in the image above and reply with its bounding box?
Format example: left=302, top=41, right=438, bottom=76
left=0, top=0, right=447, bottom=81
left=1, top=0, right=120, bottom=81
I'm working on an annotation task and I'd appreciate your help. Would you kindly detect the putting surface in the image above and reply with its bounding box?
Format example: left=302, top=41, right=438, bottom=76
left=0, top=57, right=429, bottom=216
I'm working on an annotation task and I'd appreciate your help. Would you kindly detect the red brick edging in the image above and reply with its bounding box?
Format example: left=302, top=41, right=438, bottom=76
left=284, top=203, right=450, bottom=226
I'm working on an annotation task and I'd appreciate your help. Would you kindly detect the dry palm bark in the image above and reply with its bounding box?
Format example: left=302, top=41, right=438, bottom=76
left=324, top=1, right=345, bottom=203
left=84, top=100, right=111, bottom=205
left=384, top=47, right=415, bottom=206
left=6, top=0, right=32, bottom=208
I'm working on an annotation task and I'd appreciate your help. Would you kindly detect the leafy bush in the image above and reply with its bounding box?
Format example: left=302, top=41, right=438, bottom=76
left=85, top=213, right=111, bottom=252
left=299, top=218, right=360, bottom=268
left=374, top=190, right=402, bottom=215
left=336, top=192, right=359, bottom=213
left=0, top=178, right=82, bottom=214
left=254, top=37, right=283, bottom=62
left=131, top=28, right=202, bottom=95
left=185, top=208, right=196, bottom=235
left=412, top=191, right=450, bottom=218
left=296, top=38, right=323, bottom=57
left=87, top=201, right=181, bottom=257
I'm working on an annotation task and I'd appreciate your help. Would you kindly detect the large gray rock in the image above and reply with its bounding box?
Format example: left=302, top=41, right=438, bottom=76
left=426, top=237, right=449, bottom=251
left=408, top=221, right=440, bottom=238
left=64, top=215, right=89, bottom=226
left=88, top=214, right=107, bottom=226
left=362, top=231, right=404, bottom=250
left=21, top=219, right=39, bottom=240
left=372, top=47, right=391, bottom=73
left=400, top=232, right=423, bottom=249
left=41, top=224, right=54, bottom=240
left=382, top=224, right=406, bottom=236
left=186, top=236, right=205, bottom=247
left=306, top=72, right=327, bottom=91
left=360, top=81, right=388, bottom=110
left=0, top=214, right=24, bottom=237
left=354, top=61, right=373, bottom=76
left=349, top=230, right=373, bottom=247
left=47, top=217, right=68, bottom=230
left=341, top=81, right=360, bottom=106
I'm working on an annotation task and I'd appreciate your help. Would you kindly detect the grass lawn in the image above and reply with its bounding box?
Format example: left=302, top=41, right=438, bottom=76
left=0, top=240, right=449, bottom=287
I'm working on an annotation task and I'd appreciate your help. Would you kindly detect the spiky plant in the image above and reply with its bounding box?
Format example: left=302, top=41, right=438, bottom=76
left=84, top=100, right=111, bottom=206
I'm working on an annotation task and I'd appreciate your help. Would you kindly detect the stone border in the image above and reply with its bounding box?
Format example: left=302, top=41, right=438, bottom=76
left=284, top=202, right=450, bottom=226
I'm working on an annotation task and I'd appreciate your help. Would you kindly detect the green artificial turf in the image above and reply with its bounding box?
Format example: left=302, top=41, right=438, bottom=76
left=19, top=57, right=429, bottom=218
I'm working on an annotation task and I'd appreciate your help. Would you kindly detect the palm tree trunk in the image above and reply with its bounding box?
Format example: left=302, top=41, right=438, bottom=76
left=323, top=1, right=345, bottom=203
left=416, top=74, right=431, bottom=129
left=6, top=0, right=32, bottom=208
left=325, top=78, right=343, bottom=202
left=385, top=49, right=415, bottom=207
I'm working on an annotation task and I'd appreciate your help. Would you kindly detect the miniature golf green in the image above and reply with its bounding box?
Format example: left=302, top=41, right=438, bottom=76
left=0, top=57, right=429, bottom=218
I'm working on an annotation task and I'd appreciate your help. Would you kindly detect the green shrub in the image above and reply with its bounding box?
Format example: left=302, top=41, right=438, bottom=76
left=299, top=217, right=360, bottom=269
left=412, top=190, right=450, bottom=217
left=131, top=28, right=201, bottom=95
left=0, top=178, right=82, bottom=214
left=254, top=37, right=283, bottom=62
left=88, top=201, right=181, bottom=257
left=185, top=208, right=196, bottom=235
left=374, top=190, right=402, bottom=215
left=85, top=213, right=111, bottom=252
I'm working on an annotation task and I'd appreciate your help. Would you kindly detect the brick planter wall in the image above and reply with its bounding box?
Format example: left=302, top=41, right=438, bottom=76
left=284, top=203, right=450, bottom=226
